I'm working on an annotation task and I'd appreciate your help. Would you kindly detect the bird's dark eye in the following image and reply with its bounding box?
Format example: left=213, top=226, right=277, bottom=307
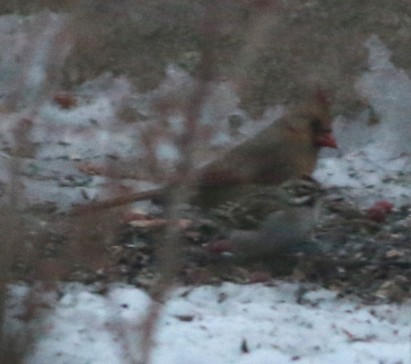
left=310, top=118, right=322, bottom=132
left=311, top=118, right=332, bottom=134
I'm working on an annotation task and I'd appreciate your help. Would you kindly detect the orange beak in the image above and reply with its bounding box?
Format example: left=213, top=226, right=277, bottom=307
left=315, top=132, right=337, bottom=148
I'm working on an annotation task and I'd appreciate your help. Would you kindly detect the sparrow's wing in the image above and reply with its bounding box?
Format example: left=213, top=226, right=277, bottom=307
left=213, top=187, right=283, bottom=229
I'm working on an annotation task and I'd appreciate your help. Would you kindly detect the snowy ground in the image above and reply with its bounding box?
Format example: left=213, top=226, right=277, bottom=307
left=1, top=12, right=411, bottom=364
left=7, top=282, right=411, bottom=364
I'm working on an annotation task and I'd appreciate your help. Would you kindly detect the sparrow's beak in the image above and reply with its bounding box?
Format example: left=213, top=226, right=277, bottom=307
left=315, top=132, right=337, bottom=148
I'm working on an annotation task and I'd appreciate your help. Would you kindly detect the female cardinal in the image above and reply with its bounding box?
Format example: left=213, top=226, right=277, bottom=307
left=71, top=90, right=337, bottom=213
left=191, top=90, right=337, bottom=207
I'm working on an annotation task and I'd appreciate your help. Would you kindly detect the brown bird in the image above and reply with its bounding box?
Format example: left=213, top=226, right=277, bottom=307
left=192, top=91, right=336, bottom=206
left=213, top=176, right=323, bottom=229
left=210, top=177, right=324, bottom=258
left=71, top=90, right=337, bottom=213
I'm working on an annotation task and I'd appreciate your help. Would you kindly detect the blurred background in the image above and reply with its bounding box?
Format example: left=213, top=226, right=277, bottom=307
left=1, top=0, right=410, bottom=116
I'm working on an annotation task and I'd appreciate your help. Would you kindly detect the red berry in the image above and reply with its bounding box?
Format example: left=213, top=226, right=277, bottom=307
left=367, top=200, right=394, bottom=222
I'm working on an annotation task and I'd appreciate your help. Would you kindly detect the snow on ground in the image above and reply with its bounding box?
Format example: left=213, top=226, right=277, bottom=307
left=6, top=282, right=411, bottom=364
left=314, top=35, right=411, bottom=208
left=1, top=12, right=411, bottom=364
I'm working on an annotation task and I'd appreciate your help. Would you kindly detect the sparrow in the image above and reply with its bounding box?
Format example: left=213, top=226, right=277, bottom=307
left=71, top=90, right=336, bottom=214
left=208, top=177, right=324, bottom=258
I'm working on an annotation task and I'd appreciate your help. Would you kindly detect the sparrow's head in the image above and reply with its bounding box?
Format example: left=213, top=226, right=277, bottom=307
left=227, top=176, right=325, bottom=254
left=278, top=176, right=324, bottom=207
left=213, top=176, right=323, bottom=230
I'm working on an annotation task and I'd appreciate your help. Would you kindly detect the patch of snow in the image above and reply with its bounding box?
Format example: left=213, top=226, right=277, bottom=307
left=4, top=283, right=409, bottom=364
left=356, top=35, right=411, bottom=156
left=314, top=35, right=411, bottom=207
